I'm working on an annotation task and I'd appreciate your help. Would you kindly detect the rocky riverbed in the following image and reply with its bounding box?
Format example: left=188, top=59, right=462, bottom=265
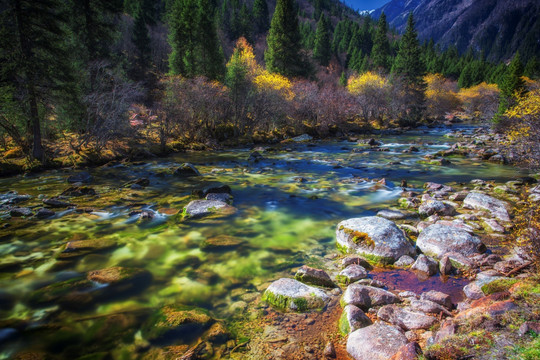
left=0, top=124, right=539, bottom=359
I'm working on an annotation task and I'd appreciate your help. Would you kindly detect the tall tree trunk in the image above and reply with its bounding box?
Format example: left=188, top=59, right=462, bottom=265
left=14, top=0, right=44, bottom=162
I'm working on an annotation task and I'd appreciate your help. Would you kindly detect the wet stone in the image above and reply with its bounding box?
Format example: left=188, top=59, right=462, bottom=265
left=395, top=255, right=415, bottom=267
left=342, top=284, right=400, bottom=310
left=205, top=193, right=232, bottom=203
left=60, top=186, right=96, bottom=197
left=262, top=278, right=330, bottom=312
left=339, top=304, right=372, bottom=335
left=67, top=171, right=92, bottom=184
left=200, top=235, right=245, bottom=251
left=173, top=163, right=201, bottom=177
left=411, top=254, right=438, bottom=277
left=294, top=265, right=336, bottom=288
left=58, top=239, right=117, bottom=259
left=43, top=198, right=74, bottom=208
left=87, top=266, right=152, bottom=292
left=183, top=200, right=236, bottom=218
left=10, top=207, right=33, bottom=217
left=35, top=208, right=55, bottom=219
left=337, top=264, right=368, bottom=285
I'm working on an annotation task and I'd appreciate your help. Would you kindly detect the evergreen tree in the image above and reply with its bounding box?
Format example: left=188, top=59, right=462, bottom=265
left=131, top=3, right=151, bottom=79
left=371, top=12, right=391, bottom=71
left=524, top=56, right=540, bottom=79
left=458, top=60, right=485, bottom=88
left=265, top=0, right=309, bottom=77
left=498, top=52, right=525, bottom=115
left=392, top=13, right=426, bottom=123
left=168, top=0, right=198, bottom=76
left=196, top=0, right=225, bottom=80
left=0, top=0, right=72, bottom=161
left=253, top=0, right=269, bottom=34
left=313, top=14, right=331, bottom=66
left=339, top=71, right=347, bottom=87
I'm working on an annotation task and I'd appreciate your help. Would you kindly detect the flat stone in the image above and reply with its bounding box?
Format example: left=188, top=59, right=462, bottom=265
left=347, top=322, right=408, bottom=360
left=339, top=304, right=372, bottom=334
left=376, top=209, right=412, bottom=220
left=43, top=198, right=74, bottom=208
left=378, top=305, right=438, bottom=330
left=294, top=265, right=336, bottom=288
left=183, top=200, right=236, bottom=218
left=58, top=239, right=117, bottom=259
left=416, top=224, right=485, bottom=258
left=341, top=256, right=373, bottom=270
left=200, top=235, right=244, bottom=251
left=36, top=208, right=55, bottom=219
left=342, top=284, right=400, bottom=310
left=420, top=290, right=453, bottom=309
left=410, top=299, right=452, bottom=316
left=419, top=200, right=455, bottom=217
left=336, top=217, right=415, bottom=264
left=337, top=264, right=368, bottom=284
left=262, top=278, right=330, bottom=312
left=463, top=192, right=510, bottom=222
left=87, top=266, right=152, bottom=291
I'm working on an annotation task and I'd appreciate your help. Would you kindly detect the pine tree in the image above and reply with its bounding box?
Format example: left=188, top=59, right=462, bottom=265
left=196, top=0, right=225, bottom=80
left=0, top=0, right=72, bottom=161
left=265, top=0, right=309, bottom=77
left=168, top=0, right=198, bottom=76
left=313, top=14, right=331, bottom=66
left=253, top=0, right=269, bottom=34
left=524, top=56, right=540, bottom=79
left=371, top=12, right=390, bottom=71
left=392, top=13, right=426, bottom=123
left=131, top=3, right=151, bottom=79
left=498, top=52, right=525, bottom=115
left=339, top=71, right=347, bottom=87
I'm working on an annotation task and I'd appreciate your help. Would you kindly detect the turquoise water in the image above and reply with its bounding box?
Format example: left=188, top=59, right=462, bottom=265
left=0, top=125, right=526, bottom=358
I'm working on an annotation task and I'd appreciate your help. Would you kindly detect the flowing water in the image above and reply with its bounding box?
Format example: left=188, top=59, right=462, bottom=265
left=0, top=125, right=527, bottom=358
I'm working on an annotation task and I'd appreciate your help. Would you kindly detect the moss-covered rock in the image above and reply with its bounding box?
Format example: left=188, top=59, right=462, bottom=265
left=142, top=305, right=214, bottom=343
left=294, top=265, right=336, bottom=288
left=57, top=239, right=117, bottom=259
left=262, top=278, right=330, bottom=312
left=87, top=266, right=152, bottom=292
left=200, top=235, right=245, bottom=252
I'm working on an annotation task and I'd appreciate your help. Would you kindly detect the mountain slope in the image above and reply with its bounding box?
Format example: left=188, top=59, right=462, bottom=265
left=372, top=0, right=540, bottom=62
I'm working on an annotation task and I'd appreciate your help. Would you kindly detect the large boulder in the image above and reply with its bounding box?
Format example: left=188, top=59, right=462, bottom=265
left=336, top=217, right=415, bottom=264
left=463, top=192, right=511, bottom=222
left=377, top=305, right=438, bottom=330
left=341, top=284, right=400, bottom=310
left=347, top=322, right=408, bottom=360
left=419, top=200, right=455, bottom=217
left=183, top=200, right=236, bottom=218
left=262, top=278, right=330, bottom=312
left=339, top=304, right=372, bottom=334
left=416, top=224, right=485, bottom=258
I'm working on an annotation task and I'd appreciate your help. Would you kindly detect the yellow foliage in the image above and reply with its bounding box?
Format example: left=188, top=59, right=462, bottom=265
left=424, top=73, right=460, bottom=118
left=458, top=82, right=500, bottom=119
left=347, top=71, right=388, bottom=95
left=254, top=70, right=294, bottom=100
left=458, top=82, right=499, bottom=102
left=226, top=37, right=261, bottom=76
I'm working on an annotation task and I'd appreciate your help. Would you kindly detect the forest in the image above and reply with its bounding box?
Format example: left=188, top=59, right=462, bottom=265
left=1, top=0, right=539, bottom=173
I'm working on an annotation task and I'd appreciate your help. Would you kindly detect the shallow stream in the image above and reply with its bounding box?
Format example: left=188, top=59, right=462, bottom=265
left=0, top=124, right=527, bottom=358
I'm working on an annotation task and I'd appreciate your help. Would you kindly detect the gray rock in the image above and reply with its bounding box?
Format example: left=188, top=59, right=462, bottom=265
left=43, top=198, right=74, bottom=208
left=463, top=272, right=510, bottom=300
left=410, top=299, right=452, bottom=316
left=416, top=224, right=485, bottom=258
left=336, top=217, right=415, bottom=264
left=173, top=163, right=201, bottom=177
left=337, top=265, right=368, bottom=284
left=445, top=252, right=476, bottom=271
left=294, top=265, right=336, bottom=288
left=376, top=209, right=411, bottom=220
left=205, top=193, right=232, bottom=203
left=395, top=255, right=415, bottom=267
left=323, top=341, right=337, bottom=358
left=61, top=186, right=96, bottom=197
left=10, top=207, right=33, bottom=217
left=421, top=290, right=453, bottom=309
left=377, top=305, right=438, bottom=330
left=463, top=192, right=511, bottom=222
left=291, top=134, right=313, bottom=142
left=449, top=191, right=468, bottom=201
left=0, top=192, right=31, bottom=205
left=483, top=219, right=505, bottom=233
left=36, top=208, right=55, bottom=219
left=341, top=255, right=372, bottom=270
left=262, top=278, right=330, bottom=312
left=183, top=200, right=236, bottom=218
left=342, top=284, right=400, bottom=310
left=419, top=200, right=455, bottom=217
left=347, top=322, right=408, bottom=360
left=339, top=304, right=372, bottom=334
left=411, top=254, right=438, bottom=276
left=356, top=279, right=386, bottom=288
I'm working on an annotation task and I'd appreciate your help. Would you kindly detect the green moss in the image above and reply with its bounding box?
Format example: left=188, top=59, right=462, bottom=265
left=336, top=242, right=351, bottom=254
left=358, top=252, right=394, bottom=266
left=292, top=297, right=308, bottom=312
left=262, top=290, right=291, bottom=311
left=338, top=310, right=350, bottom=335
left=336, top=274, right=350, bottom=285
left=514, top=335, right=540, bottom=360
left=339, top=227, right=374, bottom=247
left=481, top=279, right=519, bottom=295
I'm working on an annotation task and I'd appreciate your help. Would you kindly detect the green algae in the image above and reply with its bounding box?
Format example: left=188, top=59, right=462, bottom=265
left=338, top=309, right=350, bottom=335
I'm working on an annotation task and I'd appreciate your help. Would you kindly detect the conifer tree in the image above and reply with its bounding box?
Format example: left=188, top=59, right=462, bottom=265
left=131, top=3, right=151, bottom=79
left=265, top=0, right=309, bottom=77
left=371, top=12, right=390, bottom=71
left=524, top=56, right=540, bottom=79
left=392, top=13, right=426, bottom=123
left=253, top=0, right=269, bottom=35
left=196, top=0, right=225, bottom=80
left=168, top=0, right=198, bottom=76
left=339, top=71, right=347, bottom=87
left=498, top=52, right=525, bottom=115
left=313, top=14, right=331, bottom=66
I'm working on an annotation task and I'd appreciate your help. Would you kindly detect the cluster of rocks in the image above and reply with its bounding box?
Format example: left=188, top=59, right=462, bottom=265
left=261, top=175, right=538, bottom=359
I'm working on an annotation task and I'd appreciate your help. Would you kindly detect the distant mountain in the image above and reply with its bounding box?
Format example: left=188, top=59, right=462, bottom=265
left=372, top=0, right=540, bottom=62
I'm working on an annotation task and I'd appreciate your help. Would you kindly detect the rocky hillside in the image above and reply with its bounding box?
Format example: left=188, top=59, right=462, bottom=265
left=372, top=0, right=540, bottom=62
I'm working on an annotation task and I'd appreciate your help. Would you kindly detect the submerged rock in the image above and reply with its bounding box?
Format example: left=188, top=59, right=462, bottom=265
left=60, top=186, right=96, bottom=197
left=248, top=151, right=264, bottom=164
left=205, top=193, right=232, bottom=203
left=336, top=217, right=415, bottom=264
left=9, top=207, right=33, bottom=217
left=200, top=235, right=245, bottom=251
left=67, top=171, right=92, bottom=184
left=183, top=200, right=236, bottom=218
left=416, top=224, right=485, bottom=258
left=294, top=265, right=336, bottom=288
left=43, top=198, right=74, bottom=208
left=173, top=163, right=201, bottom=177
left=87, top=266, right=152, bottom=293
left=347, top=322, right=408, bottom=360
left=142, top=305, right=214, bottom=343
left=463, top=192, right=510, bottom=222
left=58, top=239, right=117, bottom=259
left=291, top=134, right=313, bottom=142
left=262, top=278, right=330, bottom=312
left=35, top=208, right=55, bottom=219
left=339, top=304, right=372, bottom=334
left=341, top=284, right=400, bottom=310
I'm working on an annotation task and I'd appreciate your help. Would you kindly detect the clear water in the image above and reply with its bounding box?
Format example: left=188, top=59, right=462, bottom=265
left=0, top=125, right=526, bottom=358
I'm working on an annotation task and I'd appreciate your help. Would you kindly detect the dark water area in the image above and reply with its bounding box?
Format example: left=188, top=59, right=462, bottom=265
left=0, top=124, right=528, bottom=358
